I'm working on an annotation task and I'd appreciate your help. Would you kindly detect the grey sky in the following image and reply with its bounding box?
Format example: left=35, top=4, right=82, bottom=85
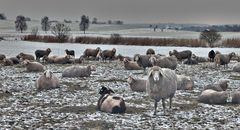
left=1, top=0, right=240, bottom=24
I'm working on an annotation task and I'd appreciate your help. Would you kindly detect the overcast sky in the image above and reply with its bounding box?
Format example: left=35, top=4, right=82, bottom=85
left=1, top=0, right=240, bottom=24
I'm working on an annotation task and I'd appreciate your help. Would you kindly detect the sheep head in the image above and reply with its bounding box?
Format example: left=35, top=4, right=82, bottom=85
left=44, top=70, right=53, bottom=79
left=22, top=60, right=30, bottom=65
left=229, top=52, right=236, bottom=59
left=112, top=48, right=116, bottom=53
left=99, top=86, right=115, bottom=95
left=123, top=58, right=129, bottom=63
left=133, top=54, right=140, bottom=62
left=127, top=76, right=135, bottom=84
left=148, top=66, right=163, bottom=82
left=46, top=48, right=51, bottom=52
left=149, top=56, right=157, bottom=65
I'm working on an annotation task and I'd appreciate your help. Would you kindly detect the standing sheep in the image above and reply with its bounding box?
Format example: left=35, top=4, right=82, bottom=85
left=208, top=50, right=216, bottom=62
left=62, top=65, right=96, bottom=77
left=169, top=50, right=192, bottom=61
left=123, top=58, right=142, bottom=70
left=16, top=52, right=35, bottom=61
left=97, top=86, right=126, bottom=114
left=23, top=60, right=44, bottom=72
left=176, top=75, right=194, bottom=90
left=146, top=48, right=155, bottom=55
left=36, top=70, right=59, bottom=90
left=146, top=66, right=177, bottom=115
left=127, top=76, right=146, bottom=92
left=65, top=49, right=75, bottom=57
left=83, top=47, right=101, bottom=60
left=198, top=89, right=228, bottom=104
left=35, top=48, right=51, bottom=61
left=149, top=56, right=178, bottom=70
left=133, top=54, right=152, bottom=74
left=214, top=52, right=236, bottom=69
left=98, top=48, right=116, bottom=62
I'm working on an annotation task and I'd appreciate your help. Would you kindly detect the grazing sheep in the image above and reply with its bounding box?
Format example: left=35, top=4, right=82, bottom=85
left=123, top=58, right=142, bottom=70
left=149, top=56, right=178, bottom=70
left=198, top=89, right=228, bottom=104
left=16, top=52, right=35, bottom=61
left=183, top=58, right=198, bottom=65
left=35, top=48, right=51, bottom=61
left=208, top=50, right=216, bottom=62
left=98, top=48, right=116, bottom=62
left=9, top=57, right=20, bottom=64
left=62, top=65, right=96, bottom=77
left=83, top=47, right=101, bottom=60
left=2, top=58, right=13, bottom=66
left=176, top=75, right=194, bottom=90
left=232, top=62, right=240, bottom=72
left=65, top=49, right=75, bottom=57
left=53, top=55, right=72, bottom=64
left=146, top=66, right=177, bottom=115
left=146, top=48, right=155, bottom=55
left=232, top=91, right=240, bottom=104
left=0, top=54, right=6, bottom=61
left=97, top=86, right=126, bottom=114
left=23, top=60, right=44, bottom=72
left=204, top=79, right=229, bottom=91
left=127, top=76, right=146, bottom=92
left=214, top=52, right=236, bottom=69
left=192, top=54, right=208, bottom=63
left=133, top=54, right=152, bottom=74
left=42, top=55, right=58, bottom=64
left=36, top=70, right=59, bottom=90
left=169, top=50, right=192, bottom=61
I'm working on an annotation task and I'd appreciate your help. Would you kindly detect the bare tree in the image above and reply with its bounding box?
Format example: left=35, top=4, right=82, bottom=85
left=200, top=29, right=222, bottom=47
left=0, top=13, right=7, bottom=20
left=51, top=23, right=71, bottom=42
left=79, top=15, right=89, bottom=34
left=41, top=16, right=51, bottom=33
left=15, top=15, right=27, bottom=33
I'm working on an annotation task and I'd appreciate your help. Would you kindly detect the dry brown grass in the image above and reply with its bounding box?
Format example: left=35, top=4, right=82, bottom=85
left=222, top=38, right=240, bottom=48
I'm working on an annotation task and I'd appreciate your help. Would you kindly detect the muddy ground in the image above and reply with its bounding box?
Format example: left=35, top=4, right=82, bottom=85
left=0, top=60, right=240, bottom=129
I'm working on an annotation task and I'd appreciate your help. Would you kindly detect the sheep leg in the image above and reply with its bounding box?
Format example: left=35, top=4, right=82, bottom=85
left=162, top=99, right=166, bottom=115
left=169, top=97, right=172, bottom=109
left=154, top=100, right=158, bottom=115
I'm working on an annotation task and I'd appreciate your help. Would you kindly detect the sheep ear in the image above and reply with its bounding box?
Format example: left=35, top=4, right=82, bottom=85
left=148, top=69, right=153, bottom=77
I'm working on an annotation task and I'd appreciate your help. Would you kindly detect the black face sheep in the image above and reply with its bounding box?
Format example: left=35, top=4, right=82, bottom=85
left=204, top=79, right=229, bottom=91
left=176, top=75, right=194, bottom=90
left=123, top=58, right=142, bottom=70
left=146, top=48, right=155, bottom=55
left=149, top=56, right=178, bottom=70
left=23, top=60, right=44, bottom=72
left=35, top=48, right=51, bottom=61
left=53, top=55, right=72, bottom=64
left=16, top=52, right=35, bottom=61
left=146, top=66, right=177, bottom=115
left=0, top=54, right=6, bottom=61
left=198, top=89, right=228, bottom=104
left=231, top=91, right=240, bottom=104
left=62, top=65, right=96, bottom=77
left=42, top=55, right=58, bottom=64
left=169, top=49, right=192, bottom=61
left=65, top=49, right=75, bottom=57
left=214, top=52, right=236, bottom=69
left=98, top=48, right=116, bottom=62
left=97, top=86, right=126, bottom=114
left=36, top=70, right=59, bottom=90
left=127, top=76, right=146, bottom=92
left=83, top=47, right=101, bottom=60
left=2, top=58, right=13, bottom=66
left=133, top=54, right=152, bottom=74
left=208, top=50, right=215, bottom=62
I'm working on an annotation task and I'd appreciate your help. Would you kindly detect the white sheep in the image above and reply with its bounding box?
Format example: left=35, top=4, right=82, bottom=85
left=146, top=66, right=177, bottom=115
left=176, top=75, right=194, bottom=90
left=198, top=89, right=228, bottom=104
left=127, top=76, right=146, bottom=92
left=23, top=60, right=44, bottom=72
left=62, top=65, right=96, bottom=77
left=36, top=70, right=59, bottom=90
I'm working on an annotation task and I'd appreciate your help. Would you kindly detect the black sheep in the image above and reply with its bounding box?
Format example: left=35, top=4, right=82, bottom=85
left=65, top=49, right=75, bottom=57
left=208, top=50, right=215, bottom=62
left=35, top=48, right=51, bottom=61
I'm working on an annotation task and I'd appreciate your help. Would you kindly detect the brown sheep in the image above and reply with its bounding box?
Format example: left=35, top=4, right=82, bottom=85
left=123, top=58, right=142, bottom=70
left=204, top=79, right=229, bottom=91
left=232, top=91, right=240, bottom=104
left=42, top=55, right=58, bottom=64
left=53, top=55, right=72, bottom=64
left=169, top=49, right=192, bottom=61
left=23, top=60, right=44, bottom=72
left=127, top=76, right=146, bottom=92
left=2, top=58, right=13, bottom=66
left=36, top=70, right=59, bottom=90
left=9, top=57, right=20, bottom=64
left=35, top=48, right=51, bottom=61
left=214, top=52, right=236, bottom=69
left=83, top=47, right=101, bottom=60
left=98, top=48, right=116, bottom=62
left=16, top=52, right=35, bottom=61
left=198, top=89, right=228, bottom=104
left=0, top=54, right=6, bottom=61
left=146, top=48, right=155, bottom=55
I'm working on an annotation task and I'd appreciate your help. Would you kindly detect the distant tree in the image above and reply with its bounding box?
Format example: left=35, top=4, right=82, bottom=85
left=51, top=23, right=71, bottom=42
left=92, top=17, right=97, bottom=24
left=200, top=29, right=222, bottom=47
left=41, top=16, right=51, bottom=33
left=15, top=15, right=27, bottom=33
left=31, top=26, right=38, bottom=38
left=79, top=15, right=90, bottom=34
left=0, top=13, right=7, bottom=20
left=108, top=20, right=112, bottom=24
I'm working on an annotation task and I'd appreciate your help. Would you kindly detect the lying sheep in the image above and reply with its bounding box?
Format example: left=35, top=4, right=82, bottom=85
left=0, top=54, right=6, bottom=61
left=204, top=79, right=229, bottom=91
left=62, top=65, right=96, bottom=77
left=117, top=54, right=131, bottom=61
left=231, top=91, right=240, bottom=104
left=176, top=75, right=194, bottom=90
left=169, top=49, right=192, bottom=61
left=83, top=47, right=101, bottom=60
left=65, top=49, right=75, bottom=57
left=74, top=56, right=85, bottom=64
left=183, top=58, right=198, bottom=65
left=2, top=58, right=13, bottom=66
left=192, top=54, right=208, bottom=63
left=23, top=60, right=44, bottom=72
left=9, top=57, right=20, bottom=64
left=16, top=52, right=35, bottom=61
left=198, top=89, right=228, bottom=104
left=214, top=52, right=236, bottom=69
left=35, top=48, right=51, bottom=61
left=146, top=66, right=177, bottom=115
left=146, top=48, right=155, bottom=55
left=127, top=76, right=146, bottom=92
left=97, top=86, right=126, bottom=113
left=98, top=48, right=116, bottom=62
left=232, top=62, right=240, bottom=72
left=134, top=54, right=152, bottom=74
left=208, top=50, right=216, bottom=62
left=36, top=70, right=59, bottom=90
left=42, top=55, right=58, bottom=64
left=149, top=56, right=178, bottom=70
left=53, top=55, right=72, bottom=64
left=123, top=58, right=142, bottom=70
